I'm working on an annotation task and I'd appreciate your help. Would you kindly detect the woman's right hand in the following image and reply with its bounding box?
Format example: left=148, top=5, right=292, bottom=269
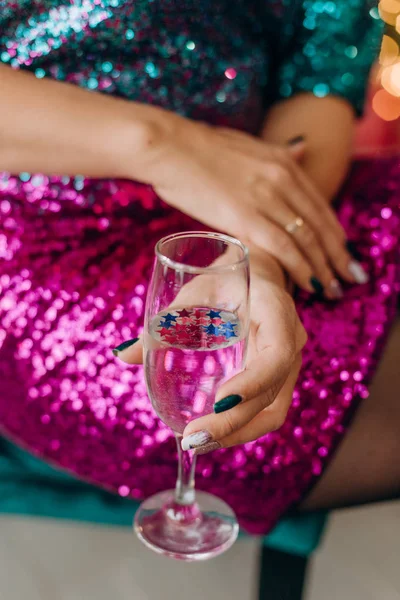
left=145, top=114, right=367, bottom=299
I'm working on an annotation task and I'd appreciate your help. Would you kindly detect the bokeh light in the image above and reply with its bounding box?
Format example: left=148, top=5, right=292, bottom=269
left=379, top=34, right=399, bottom=65
left=374, top=3, right=400, bottom=120
left=379, top=0, right=400, bottom=24
left=380, top=0, right=400, bottom=13
left=372, top=88, right=400, bottom=120
left=381, top=62, right=400, bottom=95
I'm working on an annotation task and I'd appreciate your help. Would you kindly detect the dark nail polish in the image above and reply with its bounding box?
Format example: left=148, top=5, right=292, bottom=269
left=112, top=338, right=139, bottom=356
left=287, top=135, right=305, bottom=146
left=310, top=276, right=324, bottom=296
left=214, top=394, right=242, bottom=414
left=346, top=241, right=362, bottom=261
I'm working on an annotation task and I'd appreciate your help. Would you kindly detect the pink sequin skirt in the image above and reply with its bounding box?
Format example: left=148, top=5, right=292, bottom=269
left=0, top=157, right=399, bottom=534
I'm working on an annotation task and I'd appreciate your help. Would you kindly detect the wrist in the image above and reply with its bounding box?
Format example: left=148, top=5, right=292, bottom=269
left=249, top=248, right=286, bottom=289
left=115, top=104, right=181, bottom=183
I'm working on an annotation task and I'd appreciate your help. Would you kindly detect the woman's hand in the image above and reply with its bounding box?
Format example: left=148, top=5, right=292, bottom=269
left=147, top=116, right=367, bottom=299
left=181, top=268, right=306, bottom=453
left=114, top=253, right=306, bottom=453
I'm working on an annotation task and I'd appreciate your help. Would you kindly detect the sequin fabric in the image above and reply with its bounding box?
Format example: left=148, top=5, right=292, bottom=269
left=0, top=1, right=397, bottom=534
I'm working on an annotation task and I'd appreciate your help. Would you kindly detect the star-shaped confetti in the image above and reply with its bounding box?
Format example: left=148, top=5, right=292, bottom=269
left=163, top=313, right=178, bottom=322
left=158, top=327, right=175, bottom=337
left=219, top=322, right=237, bottom=338
left=211, top=317, right=223, bottom=325
left=177, top=308, right=191, bottom=318
left=206, top=309, right=221, bottom=319
left=203, top=323, right=220, bottom=335
left=224, top=329, right=237, bottom=339
left=221, top=321, right=237, bottom=331
left=159, top=319, right=174, bottom=329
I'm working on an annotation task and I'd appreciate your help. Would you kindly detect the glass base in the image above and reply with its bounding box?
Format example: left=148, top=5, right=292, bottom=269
left=134, top=490, right=239, bottom=561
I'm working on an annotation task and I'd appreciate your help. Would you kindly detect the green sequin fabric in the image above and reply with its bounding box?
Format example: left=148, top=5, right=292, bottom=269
left=0, top=1, right=383, bottom=125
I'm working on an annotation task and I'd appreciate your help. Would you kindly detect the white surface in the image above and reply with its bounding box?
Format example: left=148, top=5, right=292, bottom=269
left=0, top=502, right=399, bottom=600
left=307, top=502, right=400, bottom=600
left=0, top=516, right=258, bottom=600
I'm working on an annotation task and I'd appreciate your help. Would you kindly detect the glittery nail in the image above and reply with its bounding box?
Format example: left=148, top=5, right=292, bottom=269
left=310, top=276, right=324, bottom=296
left=112, top=338, right=139, bottom=356
left=348, top=261, right=369, bottom=284
left=193, top=442, right=222, bottom=456
left=329, top=279, right=344, bottom=299
left=181, top=430, right=212, bottom=451
left=214, top=394, right=242, bottom=413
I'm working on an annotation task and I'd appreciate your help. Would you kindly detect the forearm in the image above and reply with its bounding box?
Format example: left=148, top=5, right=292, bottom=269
left=0, top=65, right=169, bottom=180
left=261, top=93, right=355, bottom=202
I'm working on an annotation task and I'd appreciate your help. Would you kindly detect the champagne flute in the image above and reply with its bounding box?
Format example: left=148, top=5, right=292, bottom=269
left=134, top=231, right=250, bottom=561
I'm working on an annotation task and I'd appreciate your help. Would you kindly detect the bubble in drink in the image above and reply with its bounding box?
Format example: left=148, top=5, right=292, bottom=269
left=144, top=307, right=246, bottom=433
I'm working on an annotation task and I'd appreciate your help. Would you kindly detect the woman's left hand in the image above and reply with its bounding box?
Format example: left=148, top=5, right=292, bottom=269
left=115, top=256, right=306, bottom=454
left=180, top=268, right=306, bottom=453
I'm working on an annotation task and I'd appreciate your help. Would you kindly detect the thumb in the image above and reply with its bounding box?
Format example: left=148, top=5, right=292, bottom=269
left=112, top=337, right=143, bottom=364
left=287, top=135, right=306, bottom=162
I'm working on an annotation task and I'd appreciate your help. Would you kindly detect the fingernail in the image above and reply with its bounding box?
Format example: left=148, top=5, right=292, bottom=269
left=112, top=338, right=139, bottom=356
left=346, top=241, right=362, bottom=261
left=310, top=276, right=324, bottom=296
left=194, top=442, right=222, bottom=456
left=329, top=279, right=344, bottom=299
left=214, top=394, right=242, bottom=414
left=181, top=430, right=212, bottom=451
left=287, top=135, right=305, bottom=146
left=348, top=261, right=369, bottom=284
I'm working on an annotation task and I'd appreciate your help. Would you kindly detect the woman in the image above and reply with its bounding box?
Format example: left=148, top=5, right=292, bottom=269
left=0, top=1, right=399, bottom=535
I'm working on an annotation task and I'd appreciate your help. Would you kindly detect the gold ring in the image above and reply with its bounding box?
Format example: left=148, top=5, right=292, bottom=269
left=285, top=216, right=304, bottom=235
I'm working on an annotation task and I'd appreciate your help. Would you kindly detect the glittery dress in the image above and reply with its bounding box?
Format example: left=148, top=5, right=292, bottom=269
left=0, top=1, right=399, bottom=534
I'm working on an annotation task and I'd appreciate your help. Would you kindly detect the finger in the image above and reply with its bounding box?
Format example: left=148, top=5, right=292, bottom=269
left=187, top=354, right=302, bottom=454
left=214, top=295, right=296, bottom=406
left=216, top=354, right=302, bottom=449
left=253, top=183, right=340, bottom=299
left=112, top=337, right=143, bottom=364
left=183, top=371, right=288, bottom=450
left=263, top=161, right=359, bottom=287
left=288, top=163, right=369, bottom=283
left=282, top=153, right=346, bottom=240
left=289, top=220, right=343, bottom=299
left=283, top=174, right=366, bottom=284
left=182, top=296, right=298, bottom=447
left=218, top=134, right=362, bottom=285
left=245, top=218, right=316, bottom=293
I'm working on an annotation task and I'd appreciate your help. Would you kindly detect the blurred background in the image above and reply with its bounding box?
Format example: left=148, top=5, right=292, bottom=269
left=355, top=1, right=400, bottom=154
left=0, top=3, right=399, bottom=600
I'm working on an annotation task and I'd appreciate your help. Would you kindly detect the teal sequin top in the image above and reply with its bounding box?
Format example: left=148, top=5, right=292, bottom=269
left=0, top=1, right=383, bottom=127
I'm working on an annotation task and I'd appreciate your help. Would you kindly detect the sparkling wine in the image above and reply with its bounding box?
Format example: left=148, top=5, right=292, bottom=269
left=144, top=307, right=246, bottom=433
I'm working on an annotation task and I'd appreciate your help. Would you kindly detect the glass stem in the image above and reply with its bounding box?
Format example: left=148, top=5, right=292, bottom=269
left=174, top=433, right=197, bottom=505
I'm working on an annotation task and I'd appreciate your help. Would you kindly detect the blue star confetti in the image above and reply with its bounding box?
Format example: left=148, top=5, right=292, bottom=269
left=159, top=319, right=174, bottom=329
left=206, top=309, right=221, bottom=319
left=163, top=313, right=177, bottom=322
left=203, top=323, right=220, bottom=335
